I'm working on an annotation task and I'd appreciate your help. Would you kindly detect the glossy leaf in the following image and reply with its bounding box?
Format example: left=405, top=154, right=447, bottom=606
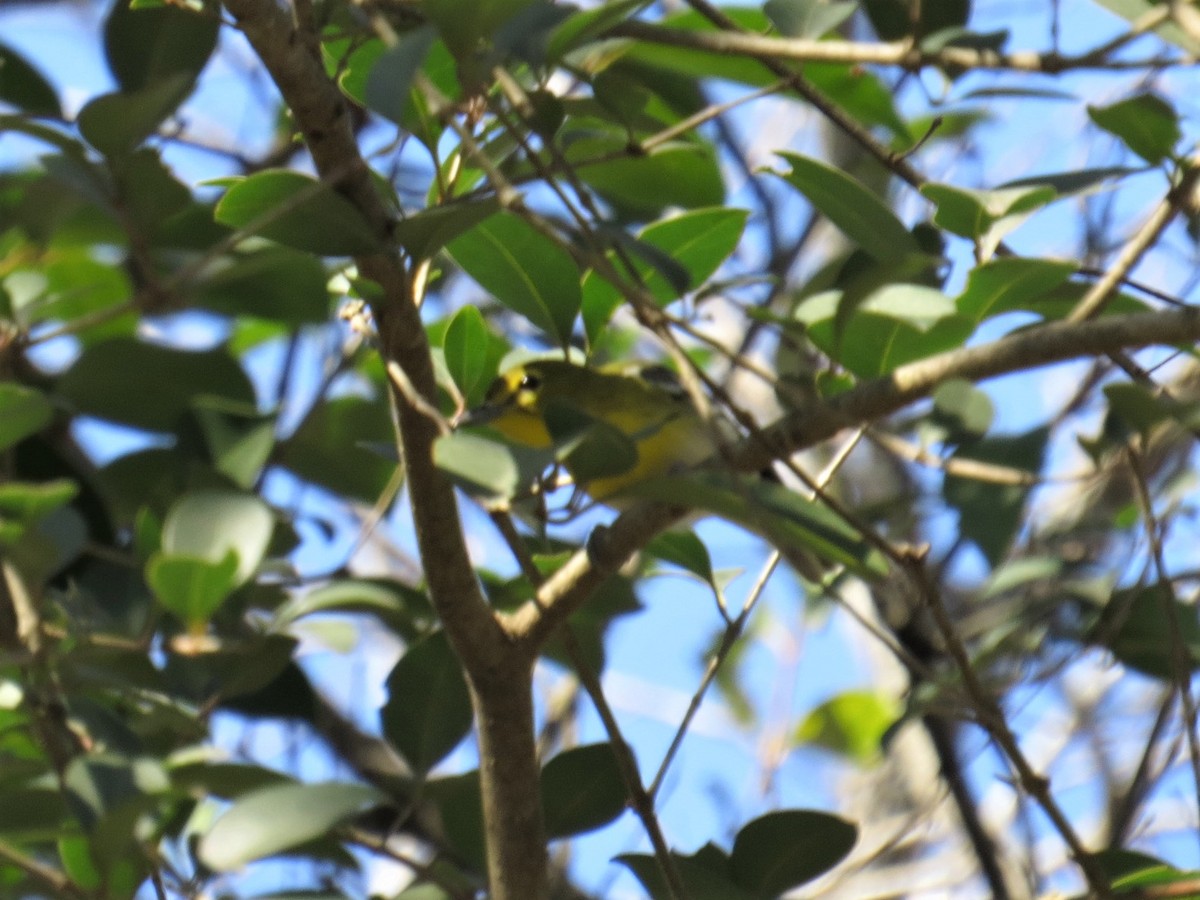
left=772, top=152, right=917, bottom=262
left=730, top=810, right=858, bottom=893
left=380, top=631, right=473, bottom=774
left=197, top=781, right=381, bottom=871
left=447, top=212, right=580, bottom=345
left=932, top=379, right=994, bottom=442
left=214, top=170, right=381, bottom=256
left=627, top=472, right=887, bottom=578
left=273, top=578, right=433, bottom=634
left=568, top=141, right=725, bottom=218
left=1091, top=586, right=1200, bottom=678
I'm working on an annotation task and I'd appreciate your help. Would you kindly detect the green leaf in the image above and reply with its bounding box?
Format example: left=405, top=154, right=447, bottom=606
left=279, top=395, right=399, bottom=503
left=380, top=631, right=473, bottom=774
left=214, top=170, right=382, bottom=256
left=617, top=847, right=760, bottom=900
left=434, top=428, right=555, bottom=501
left=921, top=182, right=1056, bottom=242
left=0, top=479, right=78, bottom=524
left=944, top=428, right=1047, bottom=565
left=146, top=551, right=240, bottom=627
left=795, top=690, right=900, bottom=761
left=541, top=743, right=625, bottom=838
left=0, top=384, right=53, bottom=451
left=627, top=472, right=887, bottom=578
left=76, top=74, right=194, bottom=156
left=443, top=306, right=491, bottom=402
left=547, top=0, right=654, bottom=60
left=364, top=25, right=436, bottom=125
left=195, top=247, right=331, bottom=324
left=273, top=578, right=433, bottom=634
left=772, top=152, right=917, bottom=262
left=955, top=257, right=1077, bottom=322
left=1091, top=586, right=1200, bottom=678
left=392, top=199, right=501, bottom=261
left=160, top=490, right=275, bottom=586
left=730, top=810, right=857, bottom=894
left=932, top=379, right=994, bottom=442
left=103, top=0, right=219, bottom=92
left=0, top=43, right=61, bottom=116
left=805, top=63, right=911, bottom=139
left=646, top=529, right=715, bottom=584
left=446, top=212, right=581, bottom=345
left=581, top=207, right=749, bottom=341
left=570, top=142, right=724, bottom=219
left=58, top=337, right=257, bottom=433
left=765, top=0, right=857, bottom=38
left=1088, top=93, right=1181, bottom=165
left=794, top=284, right=972, bottom=376
left=197, top=781, right=381, bottom=871
left=426, top=772, right=485, bottom=870
left=189, top=399, right=276, bottom=489
left=423, top=0, right=536, bottom=58
left=999, top=166, right=1143, bottom=198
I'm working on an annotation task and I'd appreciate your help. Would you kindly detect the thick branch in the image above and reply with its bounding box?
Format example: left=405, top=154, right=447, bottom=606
left=218, top=4, right=546, bottom=897
left=509, top=306, right=1200, bottom=647
left=609, top=21, right=1195, bottom=73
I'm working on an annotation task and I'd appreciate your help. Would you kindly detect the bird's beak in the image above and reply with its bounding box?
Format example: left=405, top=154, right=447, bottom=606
left=456, top=402, right=500, bottom=429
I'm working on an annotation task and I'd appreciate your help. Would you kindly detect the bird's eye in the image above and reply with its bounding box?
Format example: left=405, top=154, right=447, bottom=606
left=519, top=371, right=542, bottom=392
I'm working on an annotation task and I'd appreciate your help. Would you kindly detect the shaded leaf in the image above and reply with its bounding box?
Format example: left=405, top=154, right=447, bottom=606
left=214, top=170, right=381, bottom=256
left=0, top=42, right=60, bottom=116
left=730, top=810, right=858, bottom=893
left=0, top=384, right=53, bottom=451
left=380, top=631, right=473, bottom=774
left=103, top=0, right=219, bottom=92
left=541, top=743, right=625, bottom=838
left=1089, top=93, right=1181, bottom=165
left=77, top=75, right=194, bottom=156
left=58, top=338, right=257, bottom=433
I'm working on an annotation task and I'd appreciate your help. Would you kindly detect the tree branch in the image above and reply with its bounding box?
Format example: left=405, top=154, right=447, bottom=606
left=218, top=3, right=547, bottom=896
left=508, top=305, right=1200, bottom=647
left=609, top=21, right=1195, bottom=74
